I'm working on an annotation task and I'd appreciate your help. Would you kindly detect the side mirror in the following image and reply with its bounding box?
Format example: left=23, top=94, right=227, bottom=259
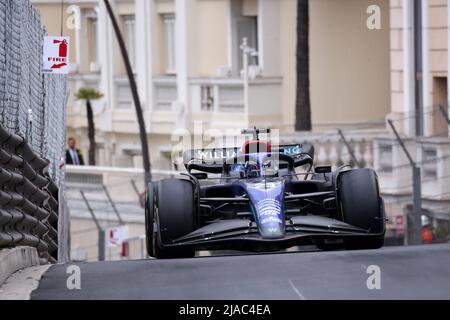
left=191, top=172, right=208, bottom=180
left=315, top=165, right=332, bottom=174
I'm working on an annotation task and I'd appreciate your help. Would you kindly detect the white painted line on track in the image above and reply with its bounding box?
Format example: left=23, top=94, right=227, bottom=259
left=288, top=279, right=306, bottom=300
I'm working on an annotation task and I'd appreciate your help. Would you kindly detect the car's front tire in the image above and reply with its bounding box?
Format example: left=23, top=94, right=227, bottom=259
left=337, top=168, right=385, bottom=250
left=151, top=179, right=196, bottom=259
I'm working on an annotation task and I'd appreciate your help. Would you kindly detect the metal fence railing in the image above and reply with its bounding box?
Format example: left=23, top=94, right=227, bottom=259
left=0, top=0, right=68, bottom=188
left=64, top=166, right=178, bottom=262
left=0, top=0, right=68, bottom=263
left=0, top=125, right=59, bottom=263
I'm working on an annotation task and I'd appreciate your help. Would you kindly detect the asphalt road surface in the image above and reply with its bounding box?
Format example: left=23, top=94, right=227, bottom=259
left=32, top=244, right=450, bottom=299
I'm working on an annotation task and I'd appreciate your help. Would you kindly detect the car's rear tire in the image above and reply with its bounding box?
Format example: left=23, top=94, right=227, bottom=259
left=337, top=168, right=385, bottom=250
left=153, top=179, right=196, bottom=259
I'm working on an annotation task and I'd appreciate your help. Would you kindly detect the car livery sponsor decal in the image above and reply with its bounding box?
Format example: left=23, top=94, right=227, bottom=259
left=281, top=145, right=303, bottom=156
left=242, top=177, right=286, bottom=239
left=195, top=149, right=238, bottom=162
left=184, top=144, right=310, bottom=164
left=255, top=197, right=283, bottom=238
left=256, top=199, right=282, bottom=224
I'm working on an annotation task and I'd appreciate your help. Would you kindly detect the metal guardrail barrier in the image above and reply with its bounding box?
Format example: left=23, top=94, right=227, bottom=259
left=121, top=235, right=146, bottom=260
left=0, top=125, right=58, bottom=263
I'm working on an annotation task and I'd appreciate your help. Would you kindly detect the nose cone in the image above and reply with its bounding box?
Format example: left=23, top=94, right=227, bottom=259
left=238, top=179, right=286, bottom=239
left=255, top=198, right=285, bottom=238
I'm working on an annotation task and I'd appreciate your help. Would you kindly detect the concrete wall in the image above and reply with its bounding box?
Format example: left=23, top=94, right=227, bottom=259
left=390, top=0, right=449, bottom=137
left=280, top=0, right=297, bottom=131
left=195, top=0, right=229, bottom=77
left=66, top=128, right=175, bottom=170
left=309, top=0, right=391, bottom=130
left=0, top=247, right=40, bottom=286
left=427, top=0, right=448, bottom=137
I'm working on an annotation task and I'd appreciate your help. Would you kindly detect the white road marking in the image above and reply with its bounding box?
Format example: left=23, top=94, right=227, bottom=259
left=288, top=279, right=306, bottom=300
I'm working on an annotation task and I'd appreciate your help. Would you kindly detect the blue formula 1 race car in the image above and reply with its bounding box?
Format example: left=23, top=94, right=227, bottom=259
left=145, top=128, right=386, bottom=258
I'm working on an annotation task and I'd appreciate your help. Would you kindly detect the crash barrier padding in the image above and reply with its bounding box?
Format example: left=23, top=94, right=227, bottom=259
left=0, top=125, right=58, bottom=263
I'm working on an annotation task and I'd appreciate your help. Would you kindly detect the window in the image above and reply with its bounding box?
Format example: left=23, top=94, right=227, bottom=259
left=422, top=147, right=437, bottom=179
left=116, top=81, right=133, bottom=109
left=432, top=77, right=448, bottom=137
left=122, top=15, right=136, bottom=70
left=230, top=0, right=259, bottom=76
left=219, top=85, right=244, bottom=111
left=163, top=14, right=176, bottom=74
left=88, top=17, right=98, bottom=66
left=154, top=79, right=177, bottom=110
left=379, top=144, right=393, bottom=173
left=235, top=16, right=258, bottom=73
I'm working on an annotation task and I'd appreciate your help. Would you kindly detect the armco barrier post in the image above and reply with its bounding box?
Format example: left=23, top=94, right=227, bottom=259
left=57, top=190, right=70, bottom=263
left=80, top=191, right=106, bottom=261
left=99, top=229, right=106, bottom=261
left=337, top=128, right=362, bottom=168
left=388, top=120, right=422, bottom=245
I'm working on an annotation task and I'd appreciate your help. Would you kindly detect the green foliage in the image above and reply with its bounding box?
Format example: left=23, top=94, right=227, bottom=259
left=75, top=88, right=104, bottom=101
left=434, top=220, right=450, bottom=242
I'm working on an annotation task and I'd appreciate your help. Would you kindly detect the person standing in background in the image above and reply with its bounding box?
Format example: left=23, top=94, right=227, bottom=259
left=65, top=137, right=84, bottom=166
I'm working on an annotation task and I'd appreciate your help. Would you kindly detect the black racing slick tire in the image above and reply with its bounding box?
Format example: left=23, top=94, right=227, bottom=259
left=338, top=168, right=385, bottom=250
left=144, top=182, right=157, bottom=257
left=153, top=179, right=196, bottom=259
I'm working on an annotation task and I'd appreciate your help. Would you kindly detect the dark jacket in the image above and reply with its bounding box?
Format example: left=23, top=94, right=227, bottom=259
left=65, top=148, right=84, bottom=165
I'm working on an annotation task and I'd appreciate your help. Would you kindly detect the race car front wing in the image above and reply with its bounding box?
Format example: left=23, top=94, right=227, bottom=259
left=155, top=215, right=385, bottom=251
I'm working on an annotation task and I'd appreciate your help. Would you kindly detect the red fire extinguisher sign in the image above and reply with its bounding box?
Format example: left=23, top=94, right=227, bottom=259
left=54, top=39, right=68, bottom=58
left=43, top=36, right=70, bottom=74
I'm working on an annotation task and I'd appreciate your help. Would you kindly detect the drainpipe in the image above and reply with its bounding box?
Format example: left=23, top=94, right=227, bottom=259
left=403, top=0, right=415, bottom=137
left=421, top=0, right=430, bottom=136
left=414, top=0, right=424, bottom=136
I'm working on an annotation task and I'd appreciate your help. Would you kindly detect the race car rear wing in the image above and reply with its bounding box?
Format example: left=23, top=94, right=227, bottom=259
left=183, top=143, right=314, bottom=167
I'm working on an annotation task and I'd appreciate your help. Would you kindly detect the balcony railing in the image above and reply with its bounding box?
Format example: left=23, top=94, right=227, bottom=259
left=190, top=78, right=245, bottom=112
left=115, top=77, right=134, bottom=110
left=153, top=77, right=177, bottom=111
left=281, top=129, right=383, bottom=170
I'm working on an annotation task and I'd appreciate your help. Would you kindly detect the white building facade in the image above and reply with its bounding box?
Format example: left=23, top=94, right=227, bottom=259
left=62, top=0, right=293, bottom=170
left=32, top=0, right=393, bottom=171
